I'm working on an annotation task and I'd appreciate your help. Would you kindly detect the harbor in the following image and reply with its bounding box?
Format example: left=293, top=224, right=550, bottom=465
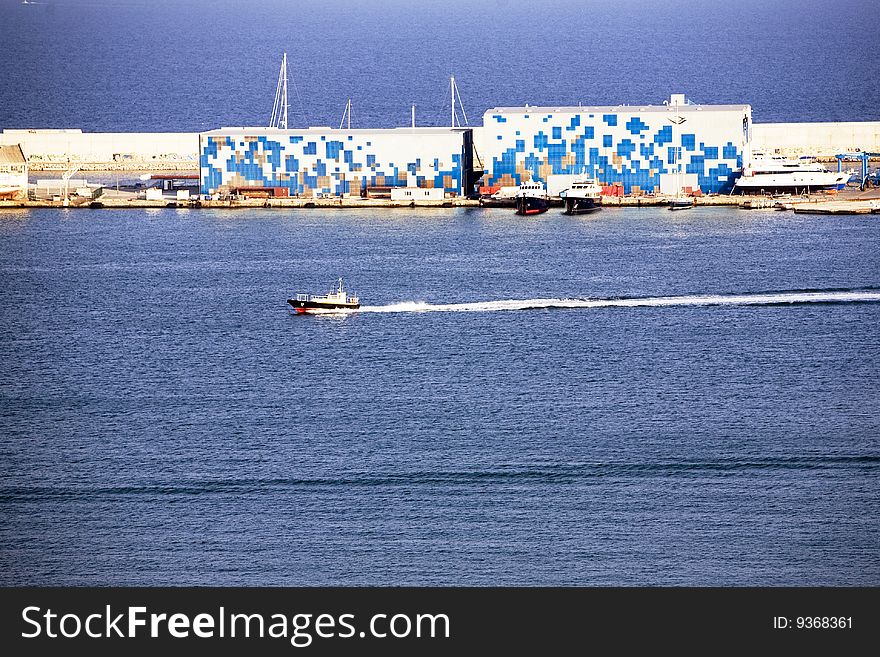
left=4, top=1, right=880, bottom=646
left=2, top=179, right=878, bottom=212
left=2, top=88, right=879, bottom=214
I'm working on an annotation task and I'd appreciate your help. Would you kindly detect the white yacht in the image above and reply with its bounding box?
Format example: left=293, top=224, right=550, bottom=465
left=516, top=181, right=548, bottom=198
left=734, top=154, right=850, bottom=194
left=560, top=178, right=602, bottom=214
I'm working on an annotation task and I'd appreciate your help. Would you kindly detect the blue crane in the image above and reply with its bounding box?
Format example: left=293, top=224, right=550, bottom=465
left=835, top=152, right=880, bottom=189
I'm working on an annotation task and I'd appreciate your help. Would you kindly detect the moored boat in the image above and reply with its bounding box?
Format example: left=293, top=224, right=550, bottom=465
left=668, top=197, right=694, bottom=210
left=288, top=278, right=360, bottom=313
left=479, top=185, right=518, bottom=208
left=560, top=177, right=602, bottom=214
left=514, top=181, right=549, bottom=216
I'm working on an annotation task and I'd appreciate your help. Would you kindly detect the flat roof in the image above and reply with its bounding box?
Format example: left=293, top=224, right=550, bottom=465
left=201, top=126, right=471, bottom=137
left=485, top=104, right=750, bottom=114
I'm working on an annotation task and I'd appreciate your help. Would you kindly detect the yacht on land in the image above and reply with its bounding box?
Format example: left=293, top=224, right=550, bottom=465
left=288, top=278, right=360, bottom=313
left=734, top=154, right=850, bottom=194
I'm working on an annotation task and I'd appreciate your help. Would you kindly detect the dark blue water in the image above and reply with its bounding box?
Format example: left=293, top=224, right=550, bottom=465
left=1, top=0, right=878, bottom=131
left=1, top=205, right=878, bottom=585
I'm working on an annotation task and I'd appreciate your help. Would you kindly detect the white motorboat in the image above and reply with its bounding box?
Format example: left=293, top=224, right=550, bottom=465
left=560, top=178, right=602, bottom=214
left=734, top=154, right=850, bottom=194
left=288, top=278, right=360, bottom=314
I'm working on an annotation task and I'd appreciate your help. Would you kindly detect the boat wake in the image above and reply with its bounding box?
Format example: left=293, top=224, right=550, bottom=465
left=354, top=288, right=880, bottom=314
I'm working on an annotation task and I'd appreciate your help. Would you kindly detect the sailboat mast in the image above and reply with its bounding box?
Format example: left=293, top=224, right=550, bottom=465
left=270, top=52, right=289, bottom=129
left=282, top=53, right=288, bottom=130
left=339, top=99, right=351, bottom=130
left=451, top=76, right=458, bottom=127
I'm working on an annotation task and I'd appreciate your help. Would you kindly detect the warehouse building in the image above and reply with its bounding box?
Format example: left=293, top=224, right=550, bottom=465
left=199, top=126, right=475, bottom=198
left=0, top=144, right=28, bottom=201
left=0, top=129, right=198, bottom=165
left=480, top=95, right=752, bottom=195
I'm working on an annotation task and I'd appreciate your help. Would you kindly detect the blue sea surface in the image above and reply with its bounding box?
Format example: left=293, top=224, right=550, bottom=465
left=0, top=206, right=878, bottom=585
left=0, top=0, right=878, bottom=131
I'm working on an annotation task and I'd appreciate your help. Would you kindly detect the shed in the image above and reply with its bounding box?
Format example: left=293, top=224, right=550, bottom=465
left=0, top=144, right=28, bottom=200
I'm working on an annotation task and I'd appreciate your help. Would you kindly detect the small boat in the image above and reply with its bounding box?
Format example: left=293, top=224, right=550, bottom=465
left=668, top=197, right=694, bottom=211
left=560, top=177, right=602, bottom=214
left=287, top=278, right=360, bottom=313
left=514, top=181, right=549, bottom=216
left=479, top=185, right=519, bottom=207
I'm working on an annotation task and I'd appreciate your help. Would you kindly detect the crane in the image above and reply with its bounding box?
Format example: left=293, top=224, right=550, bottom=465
left=835, top=152, right=880, bottom=190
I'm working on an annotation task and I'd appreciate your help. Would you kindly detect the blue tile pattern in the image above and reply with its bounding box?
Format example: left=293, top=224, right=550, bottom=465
left=200, top=129, right=469, bottom=196
left=483, top=105, right=750, bottom=193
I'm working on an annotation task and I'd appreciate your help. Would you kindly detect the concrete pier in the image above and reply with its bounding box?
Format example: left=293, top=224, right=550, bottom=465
left=2, top=185, right=876, bottom=212
left=0, top=194, right=803, bottom=211
left=0, top=197, right=480, bottom=210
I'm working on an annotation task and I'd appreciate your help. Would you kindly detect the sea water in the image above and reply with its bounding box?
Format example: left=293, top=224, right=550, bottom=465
left=1, top=205, right=878, bottom=585
left=1, top=0, right=879, bottom=131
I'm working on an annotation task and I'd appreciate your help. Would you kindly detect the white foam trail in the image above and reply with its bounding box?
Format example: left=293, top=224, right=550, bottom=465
left=356, top=291, right=880, bottom=314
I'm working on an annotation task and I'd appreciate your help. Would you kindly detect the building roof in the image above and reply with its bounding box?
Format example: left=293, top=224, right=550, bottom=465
left=0, top=144, right=26, bottom=165
left=200, top=126, right=471, bottom=137
left=485, top=103, right=750, bottom=115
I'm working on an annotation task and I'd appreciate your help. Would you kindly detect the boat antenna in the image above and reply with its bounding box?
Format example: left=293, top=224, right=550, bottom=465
left=270, top=53, right=289, bottom=129
left=412, top=104, right=416, bottom=128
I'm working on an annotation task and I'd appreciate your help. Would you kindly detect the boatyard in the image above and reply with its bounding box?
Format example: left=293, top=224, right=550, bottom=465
left=3, top=184, right=879, bottom=214
left=5, top=2, right=880, bottom=647
left=1, top=90, right=879, bottom=213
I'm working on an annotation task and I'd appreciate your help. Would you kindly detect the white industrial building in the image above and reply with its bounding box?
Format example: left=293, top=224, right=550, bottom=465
left=480, top=94, right=752, bottom=195
left=0, top=144, right=28, bottom=201
left=0, top=129, right=198, bottom=165
left=752, top=122, right=880, bottom=157
left=199, top=126, right=476, bottom=197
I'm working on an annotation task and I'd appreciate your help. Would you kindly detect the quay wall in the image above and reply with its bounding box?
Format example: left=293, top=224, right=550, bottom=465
left=752, top=122, right=880, bottom=157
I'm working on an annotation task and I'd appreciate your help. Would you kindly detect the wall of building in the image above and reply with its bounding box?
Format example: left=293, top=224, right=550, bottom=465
left=0, top=166, right=28, bottom=200
left=480, top=99, right=752, bottom=194
left=752, top=122, right=880, bottom=157
left=0, top=144, right=28, bottom=200
left=0, top=129, right=198, bottom=163
left=199, top=127, right=473, bottom=197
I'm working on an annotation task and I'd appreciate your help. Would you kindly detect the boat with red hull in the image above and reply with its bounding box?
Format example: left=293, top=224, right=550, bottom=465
left=514, top=181, right=549, bottom=216
left=515, top=195, right=549, bottom=215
